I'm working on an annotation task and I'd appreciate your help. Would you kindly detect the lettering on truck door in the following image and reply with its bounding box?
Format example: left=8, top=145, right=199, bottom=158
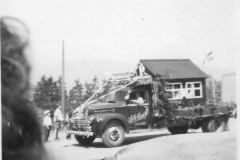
left=127, top=91, right=149, bottom=127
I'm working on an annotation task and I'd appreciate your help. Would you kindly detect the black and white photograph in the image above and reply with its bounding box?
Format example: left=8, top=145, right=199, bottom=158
left=1, top=0, right=239, bottom=160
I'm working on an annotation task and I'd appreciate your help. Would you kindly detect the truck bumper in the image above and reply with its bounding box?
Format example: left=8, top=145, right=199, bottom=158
left=67, top=130, right=94, bottom=137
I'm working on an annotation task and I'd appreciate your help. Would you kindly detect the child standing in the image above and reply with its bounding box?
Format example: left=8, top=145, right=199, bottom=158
left=43, top=110, right=52, bottom=142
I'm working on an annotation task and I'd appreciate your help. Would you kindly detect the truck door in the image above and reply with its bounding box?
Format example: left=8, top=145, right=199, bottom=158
left=127, top=90, right=149, bottom=127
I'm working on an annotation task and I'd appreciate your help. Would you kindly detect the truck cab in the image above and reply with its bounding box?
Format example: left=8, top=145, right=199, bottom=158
left=68, top=84, right=153, bottom=147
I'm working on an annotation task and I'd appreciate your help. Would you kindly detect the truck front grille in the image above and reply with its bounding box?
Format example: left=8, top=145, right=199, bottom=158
left=71, top=116, right=91, bottom=131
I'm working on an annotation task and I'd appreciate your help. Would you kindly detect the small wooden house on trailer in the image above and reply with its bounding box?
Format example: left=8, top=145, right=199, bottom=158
left=140, top=59, right=208, bottom=106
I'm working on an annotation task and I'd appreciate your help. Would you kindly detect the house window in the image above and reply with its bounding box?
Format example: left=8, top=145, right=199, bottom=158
left=165, top=83, right=182, bottom=100
left=185, top=82, right=202, bottom=98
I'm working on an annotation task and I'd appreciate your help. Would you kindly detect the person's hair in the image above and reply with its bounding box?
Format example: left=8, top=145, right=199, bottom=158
left=1, top=17, right=48, bottom=160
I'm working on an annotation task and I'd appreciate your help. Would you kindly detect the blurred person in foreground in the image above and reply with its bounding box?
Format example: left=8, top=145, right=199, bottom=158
left=1, top=17, right=49, bottom=160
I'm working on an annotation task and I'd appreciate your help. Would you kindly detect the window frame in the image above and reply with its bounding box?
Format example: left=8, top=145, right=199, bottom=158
left=165, top=83, right=183, bottom=100
left=185, top=81, right=203, bottom=99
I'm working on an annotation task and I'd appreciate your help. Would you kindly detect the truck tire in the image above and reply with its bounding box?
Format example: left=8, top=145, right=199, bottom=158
left=75, top=135, right=96, bottom=145
left=201, top=120, right=209, bottom=132
left=102, top=120, right=125, bottom=147
left=167, top=127, right=175, bottom=134
left=208, top=116, right=227, bottom=132
left=167, top=125, right=188, bottom=134
left=201, top=116, right=227, bottom=132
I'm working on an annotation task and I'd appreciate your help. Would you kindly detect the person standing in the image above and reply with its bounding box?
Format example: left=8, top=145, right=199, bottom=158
left=54, top=105, right=63, bottom=140
left=43, top=110, right=52, bottom=142
left=64, top=108, right=74, bottom=140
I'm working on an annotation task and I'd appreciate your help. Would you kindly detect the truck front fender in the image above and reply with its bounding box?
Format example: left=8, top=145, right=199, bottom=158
left=92, top=113, right=129, bottom=135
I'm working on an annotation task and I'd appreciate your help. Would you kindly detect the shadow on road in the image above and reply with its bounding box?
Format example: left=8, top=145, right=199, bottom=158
left=71, top=141, right=105, bottom=148
left=124, top=133, right=170, bottom=145
left=69, top=132, right=173, bottom=148
left=65, top=131, right=200, bottom=148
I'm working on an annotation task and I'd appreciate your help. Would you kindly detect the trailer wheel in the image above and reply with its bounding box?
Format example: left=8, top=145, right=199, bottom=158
left=75, top=135, right=96, bottom=145
left=201, top=116, right=227, bottom=132
left=201, top=120, right=210, bottom=132
left=167, top=125, right=188, bottom=134
left=102, top=120, right=125, bottom=147
left=208, top=116, right=227, bottom=132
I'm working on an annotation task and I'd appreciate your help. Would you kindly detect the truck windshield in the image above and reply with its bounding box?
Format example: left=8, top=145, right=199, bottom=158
left=103, top=89, right=128, bottom=103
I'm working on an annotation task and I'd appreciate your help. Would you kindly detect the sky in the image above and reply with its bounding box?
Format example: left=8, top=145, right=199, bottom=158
left=1, top=0, right=238, bottom=91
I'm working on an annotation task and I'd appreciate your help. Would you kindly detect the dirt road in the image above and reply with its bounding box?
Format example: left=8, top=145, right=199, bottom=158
left=44, top=118, right=237, bottom=160
left=44, top=128, right=203, bottom=160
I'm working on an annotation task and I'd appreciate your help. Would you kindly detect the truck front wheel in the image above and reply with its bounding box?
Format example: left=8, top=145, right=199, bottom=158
left=75, top=135, right=96, bottom=145
left=102, top=120, right=125, bottom=147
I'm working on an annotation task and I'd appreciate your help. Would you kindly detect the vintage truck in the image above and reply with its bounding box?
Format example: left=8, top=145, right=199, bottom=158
left=67, top=73, right=235, bottom=147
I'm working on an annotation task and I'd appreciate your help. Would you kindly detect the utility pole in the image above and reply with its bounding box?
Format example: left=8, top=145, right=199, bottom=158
left=62, top=41, right=65, bottom=119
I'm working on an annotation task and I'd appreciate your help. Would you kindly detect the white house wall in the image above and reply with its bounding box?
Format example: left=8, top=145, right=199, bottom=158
left=221, top=73, right=236, bottom=103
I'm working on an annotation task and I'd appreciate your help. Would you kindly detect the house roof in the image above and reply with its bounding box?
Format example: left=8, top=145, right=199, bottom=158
left=140, top=59, right=208, bottom=79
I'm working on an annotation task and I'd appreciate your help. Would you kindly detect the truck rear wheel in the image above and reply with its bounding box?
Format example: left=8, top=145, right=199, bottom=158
left=201, top=116, right=227, bottom=132
left=201, top=120, right=209, bottom=132
left=75, top=135, right=96, bottom=145
left=102, top=120, right=125, bottom=147
left=167, top=127, right=175, bottom=134
left=167, top=125, right=188, bottom=134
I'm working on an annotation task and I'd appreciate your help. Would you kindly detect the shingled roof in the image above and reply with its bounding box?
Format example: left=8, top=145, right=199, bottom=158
left=140, top=59, right=208, bottom=79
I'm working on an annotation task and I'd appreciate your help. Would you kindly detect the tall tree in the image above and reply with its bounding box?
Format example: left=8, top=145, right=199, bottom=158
left=55, top=76, right=69, bottom=110
left=83, top=81, right=93, bottom=102
left=69, top=79, right=84, bottom=107
left=83, top=76, right=99, bottom=102
left=34, top=76, right=58, bottom=110
left=34, top=75, right=47, bottom=109
left=206, top=76, right=221, bottom=104
left=55, top=76, right=62, bottom=102
left=100, top=79, right=111, bottom=96
left=33, top=75, right=66, bottom=111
